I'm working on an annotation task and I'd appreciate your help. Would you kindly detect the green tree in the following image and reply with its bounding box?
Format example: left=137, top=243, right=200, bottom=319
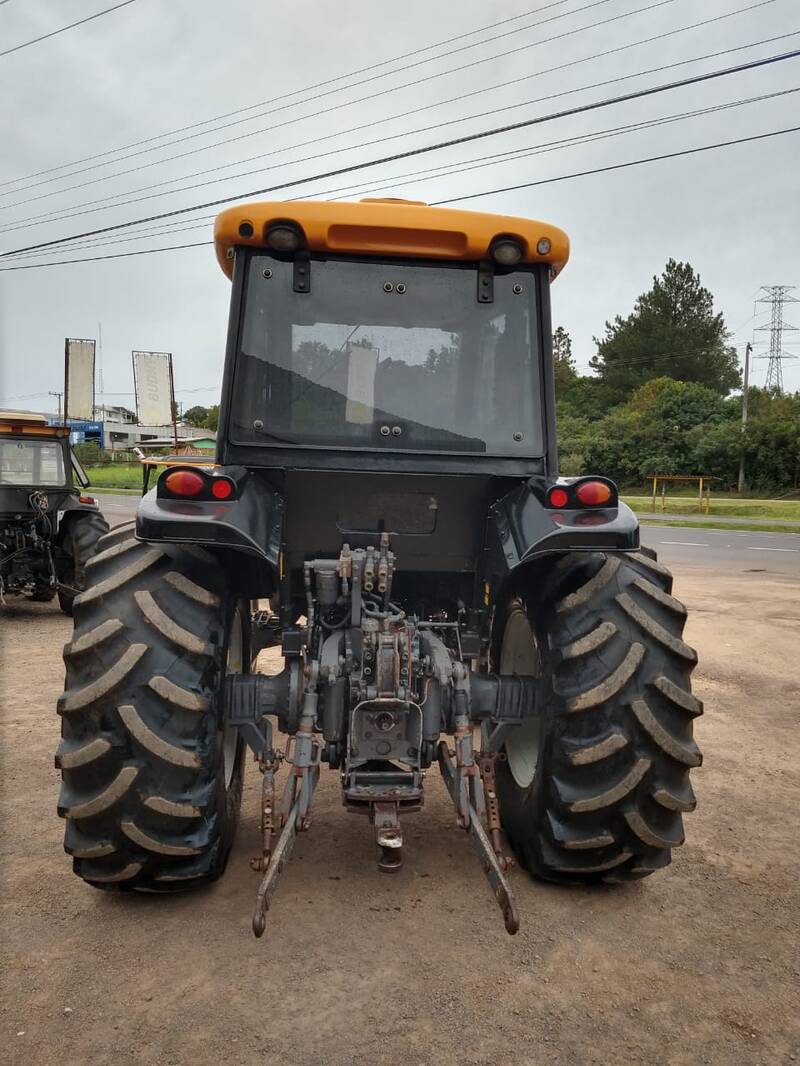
left=183, top=405, right=209, bottom=427
left=552, top=325, right=578, bottom=396
left=590, top=259, right=740, bottom=403
left=203, top=405, right=220, bottom=432
left=583, top=377, right=733, bottom=484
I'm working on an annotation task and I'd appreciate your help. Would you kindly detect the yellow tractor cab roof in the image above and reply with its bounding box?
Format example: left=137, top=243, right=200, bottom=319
left=0, top=413, right=69, bottom=437
left=214, top=198, right=569, bottom=280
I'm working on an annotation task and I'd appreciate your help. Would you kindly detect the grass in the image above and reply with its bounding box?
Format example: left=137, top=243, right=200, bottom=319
left=623, top=496, right=800, bottom=521
left=85, top=464, right=142, bottom=489
left=639, top=518, right=800, bottom=535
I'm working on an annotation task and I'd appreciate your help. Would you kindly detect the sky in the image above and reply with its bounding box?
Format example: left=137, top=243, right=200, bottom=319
left=1, top=0, right=799, bottom=417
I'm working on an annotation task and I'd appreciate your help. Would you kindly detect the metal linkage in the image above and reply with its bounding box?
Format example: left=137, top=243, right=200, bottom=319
left=438, top=740, right=520, bottom=936
left=475, top=752, right=513, bottom=873
left=252, top=678, right=322, bottom=938
left=437, top=667, right=520, bottom=935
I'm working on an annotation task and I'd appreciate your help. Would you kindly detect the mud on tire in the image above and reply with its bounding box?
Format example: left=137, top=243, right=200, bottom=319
left=56, top=522, right=247, bottom=890
left=493, top=549, right=702, bottom=884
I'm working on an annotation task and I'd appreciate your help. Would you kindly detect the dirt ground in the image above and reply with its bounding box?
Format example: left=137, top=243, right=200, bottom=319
left=1, top=563, right=799, bottom=1066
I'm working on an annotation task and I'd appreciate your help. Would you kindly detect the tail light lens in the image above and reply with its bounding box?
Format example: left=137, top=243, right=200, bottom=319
left=547, top=487, right=569, bottom=508
left=160, top=468, right=238, bottom=501
left=211, top=478, right=234, bottom=500
left=576, top=480, right=613, bottom=506
left=545, top=479, right=616, bottom=510
left=164, top=470, right=205, bottom=497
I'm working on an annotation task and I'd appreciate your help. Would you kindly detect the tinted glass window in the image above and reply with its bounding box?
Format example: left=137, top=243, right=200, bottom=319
left=232, top=255, right=543, bottom=455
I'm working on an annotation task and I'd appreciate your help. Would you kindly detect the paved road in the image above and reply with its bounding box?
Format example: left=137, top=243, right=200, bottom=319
left=641, top=525, right=800, bottom=575
left=95, top=494, right=800, bottom=577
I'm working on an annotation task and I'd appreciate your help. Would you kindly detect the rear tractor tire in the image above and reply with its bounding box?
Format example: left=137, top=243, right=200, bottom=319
left=493, top=549, right=702, bottom=884
left=56, top=523, right=247, bottom=890
left=57, top=511, right=110, bottom=616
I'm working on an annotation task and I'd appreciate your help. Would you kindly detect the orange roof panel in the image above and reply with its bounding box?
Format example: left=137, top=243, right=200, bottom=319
left=214, top=198, right=569, bottom=279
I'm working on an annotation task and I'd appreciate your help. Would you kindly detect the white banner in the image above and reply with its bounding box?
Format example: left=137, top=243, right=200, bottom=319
left=133, top=351, right=173, bottom=426
left=64, top=338, right=95, bottom=421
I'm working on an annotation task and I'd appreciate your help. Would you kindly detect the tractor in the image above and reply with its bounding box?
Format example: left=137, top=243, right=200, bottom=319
left=57, top=199, right=701, bottom=936
left=1, top=413, right=108, bottom=613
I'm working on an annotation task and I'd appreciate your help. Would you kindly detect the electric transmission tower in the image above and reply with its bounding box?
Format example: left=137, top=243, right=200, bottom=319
left=754, top=285, right=798, bottom=392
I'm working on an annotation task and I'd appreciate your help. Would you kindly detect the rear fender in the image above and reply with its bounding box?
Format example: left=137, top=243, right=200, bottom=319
left=135, top=469, right=283, bottom=597
left=483, top=475, right=638, bottom=596
left=55, top=496, right=102, bottom=546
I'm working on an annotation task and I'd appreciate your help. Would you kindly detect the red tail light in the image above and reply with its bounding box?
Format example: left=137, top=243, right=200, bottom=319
left=164, top=470, right=205, bottom=497
left=547, top=487, right=569, bottom=508
left=211, top=478, right=234, bottom=500
left=576, top=480, right=612, bottom=506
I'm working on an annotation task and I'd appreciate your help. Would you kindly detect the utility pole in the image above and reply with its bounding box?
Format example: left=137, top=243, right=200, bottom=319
left=737, top=342, right=752, bottom=495
left=754, top=285, right=798, bottom=392
left=97, top=321, right=105, bottom=419
left=48, top=390, right=63, bottom=420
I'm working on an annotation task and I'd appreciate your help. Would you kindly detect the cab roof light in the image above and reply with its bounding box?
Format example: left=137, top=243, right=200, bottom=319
left=265, top=223, right=305, bottom=253
left=489, top=236, right=523, bottom=266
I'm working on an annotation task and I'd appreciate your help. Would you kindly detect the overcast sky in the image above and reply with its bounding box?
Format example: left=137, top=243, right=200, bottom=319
left=1, top=0, right=798, bottom=416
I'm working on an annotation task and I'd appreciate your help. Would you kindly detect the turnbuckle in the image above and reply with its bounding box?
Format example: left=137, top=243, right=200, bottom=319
left=475, top=752, right=514, bottom=873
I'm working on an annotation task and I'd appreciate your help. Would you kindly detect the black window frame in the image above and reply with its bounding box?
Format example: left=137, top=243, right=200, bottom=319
left=217, top=248, right=558, bottom=478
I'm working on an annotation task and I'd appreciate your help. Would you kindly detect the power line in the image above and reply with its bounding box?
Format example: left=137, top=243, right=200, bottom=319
left=0, top=0, right=578, bottom=189
left=6, top=220, right=215, bottom=260
left=0, top=0, right=137, bottom=60
left=298, top=87, right=800, bottom=205
left=10, top=74, right=770, bottom=258
left=0, top=241, right=211, bottom=271
left=4, top=7, right=789, bottom=226
left=3, top=45, right=798, bottom=260
left=0, top=87, right=766, bottom=261
left=0, top=0, right=672, bottom=203
left=432, top=124, right=800, bottom=205
left=3, top=123, right=797, bottom=271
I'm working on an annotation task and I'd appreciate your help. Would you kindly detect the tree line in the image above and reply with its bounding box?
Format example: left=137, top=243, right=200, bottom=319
left=554, top=259, right=799, bottom=494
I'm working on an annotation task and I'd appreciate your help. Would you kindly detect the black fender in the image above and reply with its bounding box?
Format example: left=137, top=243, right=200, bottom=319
left=483, top=475, right=638, bottom=597
left=55, top=495, right=104, bottom=547
left=135, top=469, right=283, bottom=597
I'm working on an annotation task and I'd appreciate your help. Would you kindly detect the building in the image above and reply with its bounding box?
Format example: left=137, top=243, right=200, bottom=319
left=35, top=404, right=216, bottom=453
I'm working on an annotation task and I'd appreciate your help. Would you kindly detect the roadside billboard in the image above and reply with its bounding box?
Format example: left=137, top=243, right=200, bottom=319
left=64, top=338, right=96, bottom=420
left=132, top=351, right=174, bottom=426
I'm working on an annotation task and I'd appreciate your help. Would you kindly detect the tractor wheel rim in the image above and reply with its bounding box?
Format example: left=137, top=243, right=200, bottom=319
left=223, top=607, right=243, bottom=789
left=501, top=609, right=542, bottom=790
